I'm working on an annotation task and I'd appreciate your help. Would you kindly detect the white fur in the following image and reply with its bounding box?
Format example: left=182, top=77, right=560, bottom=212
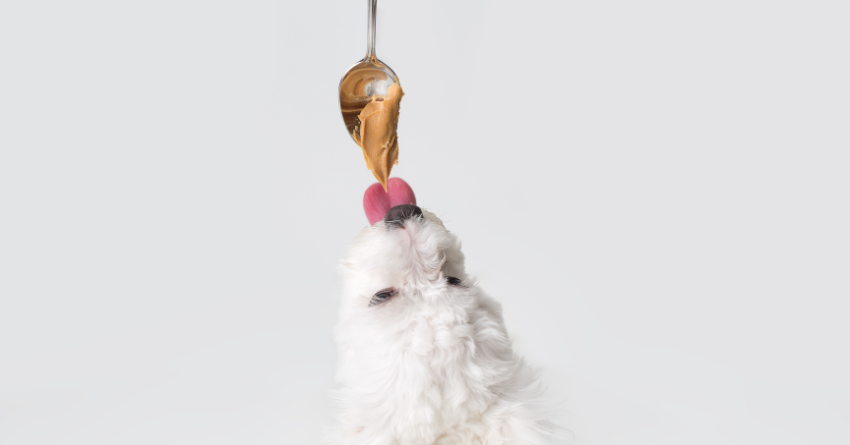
left=329, top=210, right=567, bottom=445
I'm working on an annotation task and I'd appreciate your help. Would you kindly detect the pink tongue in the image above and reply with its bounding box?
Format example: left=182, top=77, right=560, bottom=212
left=363, top=177, right=417, bottom=224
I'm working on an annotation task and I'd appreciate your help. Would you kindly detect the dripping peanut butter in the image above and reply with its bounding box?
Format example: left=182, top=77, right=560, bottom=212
left=354, top=83, right=403, bottom=189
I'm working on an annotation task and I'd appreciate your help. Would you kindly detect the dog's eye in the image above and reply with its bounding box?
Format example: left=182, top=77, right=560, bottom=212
left=369, top=289, right=394, bottom=307
left=447, top=277, right=463, bottom=286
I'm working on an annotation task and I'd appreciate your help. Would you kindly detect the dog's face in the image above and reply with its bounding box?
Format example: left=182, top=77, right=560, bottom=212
left=334, top=205, right=508, bottom=393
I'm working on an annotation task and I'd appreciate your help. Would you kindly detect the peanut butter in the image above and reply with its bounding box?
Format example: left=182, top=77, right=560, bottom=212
left=354, top=82, right=404, bottom=189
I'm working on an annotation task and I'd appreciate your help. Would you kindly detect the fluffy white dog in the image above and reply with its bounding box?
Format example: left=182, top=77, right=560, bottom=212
left=329, top=203, right=566, bottom=445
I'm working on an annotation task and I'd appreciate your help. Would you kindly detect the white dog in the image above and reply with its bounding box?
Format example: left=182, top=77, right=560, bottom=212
left=329, top=203, right=566, bottom=445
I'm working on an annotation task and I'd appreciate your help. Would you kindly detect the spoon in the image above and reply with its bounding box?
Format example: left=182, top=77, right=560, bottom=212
left=339, top=0, right=400, bottom=143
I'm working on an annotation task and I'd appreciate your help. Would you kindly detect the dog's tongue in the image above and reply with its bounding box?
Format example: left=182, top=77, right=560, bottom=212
left=363, top=177, right=416, bottom=224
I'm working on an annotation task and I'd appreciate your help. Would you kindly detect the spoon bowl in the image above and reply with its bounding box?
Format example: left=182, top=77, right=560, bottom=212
left=339, top=56, right=399, bottom=143
left=339, top=0, right=400, bottom=143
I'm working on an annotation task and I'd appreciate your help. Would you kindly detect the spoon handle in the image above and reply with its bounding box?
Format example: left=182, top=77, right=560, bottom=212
left=366, top=0, right=377, bottom=59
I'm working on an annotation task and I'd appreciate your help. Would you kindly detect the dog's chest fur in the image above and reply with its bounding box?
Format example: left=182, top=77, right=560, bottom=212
left=392, top=297, right=510, bottom=436
left=339, top=292, right=514, bottom=441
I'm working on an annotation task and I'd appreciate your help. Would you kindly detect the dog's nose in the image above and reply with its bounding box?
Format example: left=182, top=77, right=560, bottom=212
left=384, top=204, right=423, bottom=228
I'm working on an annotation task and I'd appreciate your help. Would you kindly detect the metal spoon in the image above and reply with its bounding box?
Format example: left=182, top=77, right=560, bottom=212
left=338, top=0, right=400, bottom=144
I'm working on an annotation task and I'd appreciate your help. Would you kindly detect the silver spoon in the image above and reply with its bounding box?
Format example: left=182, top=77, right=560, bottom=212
left=338, top=0, right=400, bottom=143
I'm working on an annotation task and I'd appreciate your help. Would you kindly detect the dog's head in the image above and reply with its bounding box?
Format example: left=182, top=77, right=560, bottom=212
left=334, top=198, right=508, bottom=390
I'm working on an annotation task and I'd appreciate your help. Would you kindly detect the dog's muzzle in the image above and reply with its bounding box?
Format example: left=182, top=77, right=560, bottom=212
left=384, top=204, right=423, bottom=228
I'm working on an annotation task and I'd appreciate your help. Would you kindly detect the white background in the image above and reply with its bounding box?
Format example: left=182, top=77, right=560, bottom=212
left=1, top=0, right=848, bottom=444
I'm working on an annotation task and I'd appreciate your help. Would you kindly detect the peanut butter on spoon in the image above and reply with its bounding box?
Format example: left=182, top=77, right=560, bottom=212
left=355, top=82, right=403, bottom=189
left=338, top=0, right=403, bottom=190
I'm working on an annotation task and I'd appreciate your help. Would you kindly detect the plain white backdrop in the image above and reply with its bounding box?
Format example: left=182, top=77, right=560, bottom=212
left=1, top=0, right=848, bottom=444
